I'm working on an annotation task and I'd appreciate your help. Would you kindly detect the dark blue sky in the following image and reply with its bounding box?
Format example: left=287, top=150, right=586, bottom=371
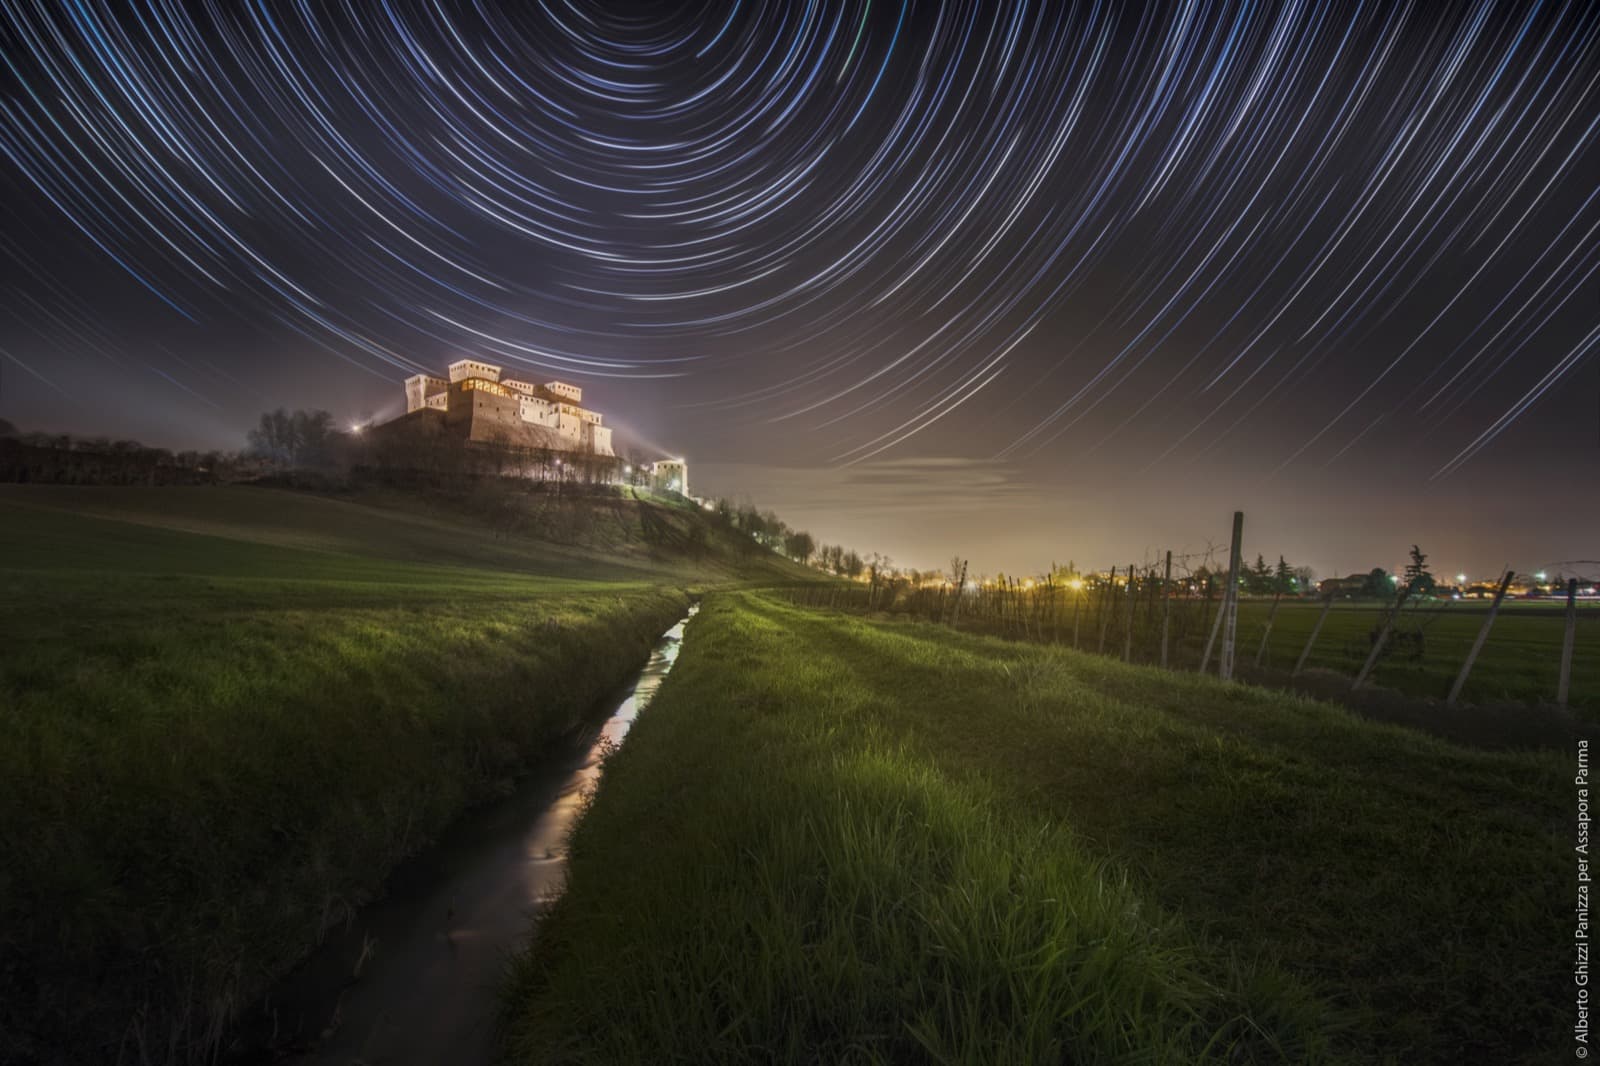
left=2, top=1, right=1596, bottom=574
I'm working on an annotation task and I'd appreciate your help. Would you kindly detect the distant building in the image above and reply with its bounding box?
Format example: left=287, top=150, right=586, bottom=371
left=1317, top=574, right=1368, bottom=597
left=648, top=458, right=688, bottom=497
left=392, top=359, right=613, bottom=457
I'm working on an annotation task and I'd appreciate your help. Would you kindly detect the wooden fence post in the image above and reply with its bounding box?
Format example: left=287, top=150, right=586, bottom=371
left=950, top=560, right=967, bottom=627
left=1447, top=570, right=1515, bottom=706
left=1254, top=590, right=1283, bottom=669
left=1200, top=573, right=1225, bottom=674
left=1098, top=566, right=1116, bottom=654
left=1072, top=580, right=1083, bottom=649
left=1122, top=563, right=1137, bottom=661
left=1050, top=576, right=1061, bottom=644
left=1355, top=583, right=1414, bottom=690
left=1040, top=576, right=1053, bottom=642
left=1293, top=593, right=1335, bottom=677
left=1219, top=511, right=1244, bottom=681
left=1559, top=577, right=1579, bottom=710
left=1160, top=550, right=1173, bottom=668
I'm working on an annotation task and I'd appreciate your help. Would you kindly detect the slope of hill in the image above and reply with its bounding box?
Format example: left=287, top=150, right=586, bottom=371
left=0, top=482, right=811, bottom=1065
left=0, top=482, right=814, bottom=584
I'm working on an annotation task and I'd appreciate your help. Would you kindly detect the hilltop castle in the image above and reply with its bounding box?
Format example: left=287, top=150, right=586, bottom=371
left=387, top=359, right=689, bottom=495
left=398, top=359, right=614, bottom=456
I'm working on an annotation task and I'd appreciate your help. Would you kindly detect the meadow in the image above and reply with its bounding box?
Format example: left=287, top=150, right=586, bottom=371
left=0, top=484, right=798, bottom=1065
left=1231, top=596, right=1593, bottom=705
left=504, top=592, right=1569, bottom=1065
left=797, top=580, right=1598, bottom=713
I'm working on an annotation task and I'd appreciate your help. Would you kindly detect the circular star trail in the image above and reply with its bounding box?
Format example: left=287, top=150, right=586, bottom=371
left=1, top=0, right=1597, bottom=477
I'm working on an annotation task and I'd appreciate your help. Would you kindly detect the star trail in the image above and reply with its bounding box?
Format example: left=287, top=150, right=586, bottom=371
left=1, top=0, right=1597, bottom=569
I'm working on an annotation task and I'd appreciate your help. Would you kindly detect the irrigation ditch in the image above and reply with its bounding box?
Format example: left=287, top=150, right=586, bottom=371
left=228, top=604, right=699, bottom=1065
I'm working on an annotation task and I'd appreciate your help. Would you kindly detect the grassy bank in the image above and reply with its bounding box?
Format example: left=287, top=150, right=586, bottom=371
left=504, top=593, right=1567, bottom=1064
left=0, top=487, right=713, bottom=1064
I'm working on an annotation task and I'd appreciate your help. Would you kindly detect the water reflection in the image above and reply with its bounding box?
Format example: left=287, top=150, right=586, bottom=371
left=244, top=604, right=697, bottom=1066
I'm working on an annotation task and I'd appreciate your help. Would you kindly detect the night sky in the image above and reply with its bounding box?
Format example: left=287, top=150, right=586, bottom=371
left=2, top=1, right=1597, bottom=577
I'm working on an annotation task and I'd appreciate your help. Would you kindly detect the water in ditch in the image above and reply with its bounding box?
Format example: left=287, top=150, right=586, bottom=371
left=234, top=604, right=697, bottom=1065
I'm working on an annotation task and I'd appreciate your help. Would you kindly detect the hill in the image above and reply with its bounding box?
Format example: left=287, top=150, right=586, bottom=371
left=0, top=481, right=814, bottom=584
left=0, top=482, right=813, bottom=1065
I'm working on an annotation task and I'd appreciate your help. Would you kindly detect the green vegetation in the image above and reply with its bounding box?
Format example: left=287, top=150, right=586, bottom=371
left=1228, top=597, right=1596, bottom=708
left=802, top=581, right=1598, bottom=711
left=0, top=484, right=808, bottom=1065
left=505, top=593, right=1566, bottom=1064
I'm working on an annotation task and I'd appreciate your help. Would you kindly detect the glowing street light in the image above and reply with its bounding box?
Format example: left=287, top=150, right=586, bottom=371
left=1456, top=573, right=1467, bottom=584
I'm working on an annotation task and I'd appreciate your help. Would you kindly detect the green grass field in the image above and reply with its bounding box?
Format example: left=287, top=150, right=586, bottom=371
left=504, top=593, right=1568, bottom=1065
left=0, top=484, right=803, bottom=1065
left=1225, top=597, right=1597, bottom=708
left=853, top=582, right=1597, bottom=711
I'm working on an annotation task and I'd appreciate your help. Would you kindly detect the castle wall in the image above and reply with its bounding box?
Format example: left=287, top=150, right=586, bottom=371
left=393, top=364, right=618, bottom=461
left=650, top=459, right=688, bottom=496
left=448, top=359, right=503, bottom=383
left=404, top=374, right=448, bottom=413
left=583, top=423, right=614, bottom=456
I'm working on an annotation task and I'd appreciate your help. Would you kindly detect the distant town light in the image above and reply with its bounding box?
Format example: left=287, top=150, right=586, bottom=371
left=1456, top=573, right=1466, bottom=583
left=1536, top=571, right=1548, bottom=582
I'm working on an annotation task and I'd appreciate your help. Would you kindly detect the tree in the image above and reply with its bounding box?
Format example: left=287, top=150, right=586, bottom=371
left=1403, top=544, right=1435, bottom=596
left=1361, top=567, right=1395, bottom=599
left=842, top=550, right=864, bottom=579
left=1248, top=553, right=1273, bottom=594
left=783, top=530, right=816, bottom=565
left=1274, top=555, right=1294, bottom=594
left=949, top=555, right=968, bottom=587
left=247, top=408, right=338, bottom=468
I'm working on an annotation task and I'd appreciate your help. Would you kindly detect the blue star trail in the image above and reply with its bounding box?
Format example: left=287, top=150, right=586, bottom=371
left=1, top=0, right=1596, bottom=479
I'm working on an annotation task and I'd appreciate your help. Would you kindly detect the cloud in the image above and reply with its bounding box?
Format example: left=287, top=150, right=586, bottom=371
left=698, top=457, right=1037, bottom=516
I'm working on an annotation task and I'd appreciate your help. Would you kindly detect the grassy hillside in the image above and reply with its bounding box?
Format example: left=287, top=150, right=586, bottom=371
left=0, top=482, right=810, bottom=583
left=0, top=484, right=804, bottom=1065
left=504, top=593, right=1567, bottom=1065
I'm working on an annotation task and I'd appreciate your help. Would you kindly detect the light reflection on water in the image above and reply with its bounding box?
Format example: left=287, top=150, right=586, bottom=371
left=255, top=603, right=698, bottom=1066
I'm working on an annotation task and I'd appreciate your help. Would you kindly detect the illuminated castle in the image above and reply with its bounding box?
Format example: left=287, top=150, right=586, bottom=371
left=399, top=359, right=614, bottom=457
